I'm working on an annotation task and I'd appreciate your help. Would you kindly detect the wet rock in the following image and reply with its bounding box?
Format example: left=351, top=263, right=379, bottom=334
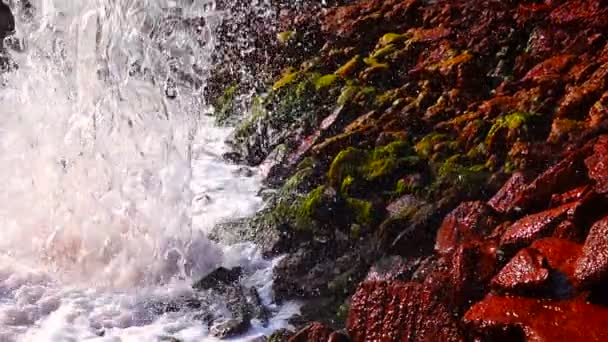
left=288, top=322, right=349, bottom=342
left=347, top=281, right=463, bottom=342
left=267, top=329, right=293, bottom=342
left=557, top=61, right=608, bottom=119
left=193, top=267, right=243, bottom=290
left=365, top=255, right=422, bottom=282
left=574, top=215, right=608, bottom=288
left=208, top=285, right=253, bottom=339
left=487, top=172, right=529, bottom=214
left=464, top=294, right=608, bottom=341
left=521, top=54, right=575, bottom=86
left=585, top=135, right=608, bottom=194
left=435, top=201, right=498, bottom=255
left=500, top=202, right=577, bottom=251
left=0, top=1, right=14, bottom=41
left=491, top=247, right=550, bottom=294
left=508, top=145, right=593, bottom=213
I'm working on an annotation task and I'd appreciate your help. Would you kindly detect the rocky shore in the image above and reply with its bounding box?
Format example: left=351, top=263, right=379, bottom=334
left=207, top=0, right=608, bottom=340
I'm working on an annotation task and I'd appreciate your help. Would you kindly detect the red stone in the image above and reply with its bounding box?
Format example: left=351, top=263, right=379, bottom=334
left=492, top=238, right=582, bottom=296
left=585, top=135, right=608, bottom=194
left=575, top=215, right=608, bottom=288
left=557, top=61, right=608, bottom=119
left=500, top=202, right=576, bottom=250
left=532, top=238, right=582, bottom=281
left=347, top=281, right=463, bottom=342
left=465, top=294, right=608, bottom=341
left=435, top=201, right=497, bottom=255
left=492, top=247, right=549, bottom=293
left=522, top=54, right=575, bottom=86
left=488, top=172, right=528, bottom=214
left=550, top=0, right=605, bottom=25
left=509, top=145, right=593, bottom=213
left=549, top=185, right=591, bottom=207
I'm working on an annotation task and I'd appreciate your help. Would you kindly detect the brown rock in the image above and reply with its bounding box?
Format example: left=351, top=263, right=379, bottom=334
left=574, top=215, right=608, bottom=288
left=435, top=201, right=497, bottom=255
left=500, top=202, right=576, bottom=250
left=464, top=294, right=608, bottom=341
left=347, top=281, right=463, bottom=342
left=585, top=135, right=608, bottom=194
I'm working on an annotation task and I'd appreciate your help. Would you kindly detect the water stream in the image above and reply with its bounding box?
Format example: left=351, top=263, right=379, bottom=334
left=0, top=0, right=294, bottom=340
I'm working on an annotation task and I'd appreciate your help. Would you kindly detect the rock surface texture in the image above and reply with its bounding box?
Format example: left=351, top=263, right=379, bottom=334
left=206, top=0, right=608, bottom=340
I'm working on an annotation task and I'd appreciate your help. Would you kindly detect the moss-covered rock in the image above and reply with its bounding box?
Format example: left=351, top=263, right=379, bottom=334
left=328, top=141, right=418, bottom=192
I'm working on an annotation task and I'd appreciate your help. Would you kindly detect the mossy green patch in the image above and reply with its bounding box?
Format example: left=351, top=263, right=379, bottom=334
left=345, top=198, right=376, bottom=226
left=212, top=84, right=238, bottom=124
left=272, top=67, right=299, bottom=91
left=486, top=111, right=542, bottom=145
left=336, top=55, right=361, bottom=78
left=277, top=30, right=295, bottom=44
left=370, top=44, right=396, bottom=60
left=415, top=133, right=450, bottom=159
left=379, top=32, right=407, bottom=46
left=315, top=74, right=339, bottom=90
left=328, top=141, right=417, bottom=189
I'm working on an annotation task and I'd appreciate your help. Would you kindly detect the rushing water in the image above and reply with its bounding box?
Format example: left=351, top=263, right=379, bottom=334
left=0, top=0, right=295, bottom=340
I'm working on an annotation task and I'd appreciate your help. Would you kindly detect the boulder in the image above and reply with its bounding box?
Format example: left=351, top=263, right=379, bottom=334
left=347, top=281, right=464, bottom=342
left=574, top=215, right=608, bottom=288
left=465, top=294, right=608, bottom=341
left=435, top=201, right=497, bottom=255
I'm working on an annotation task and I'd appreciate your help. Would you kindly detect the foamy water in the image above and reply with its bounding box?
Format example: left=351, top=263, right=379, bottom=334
left=0, top=0, right=296, bottom=340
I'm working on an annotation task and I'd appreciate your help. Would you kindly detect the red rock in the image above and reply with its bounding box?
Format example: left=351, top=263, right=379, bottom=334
left=522, top=54, right=575, bottom=86
left=492, top=248, right=549, bottom=293
left=446, top=242, right=499, bottom=309
left=557, top=61, right=608, bottom=119
left=588, top=91, right=608, bottom=128
left=585, top=135, right=608, bottom=194
left=464, top=294, right=608, bottom=341
left=509, top=145, right=593, bottom=212
left=408, top=26, right=452, bottom=43
left=488, top=172, right=528, bottom=214
left=288, top=322, right=348, bottom=342
left=550, top=0, right=605, bottom=25
left=532, top=238, right=582, bottom=281
left=574, top=215, right=608, bottom=288
left=549, top=185, right=591, bottom=207
left=492, top=238, right=582, bottom=296
left=435, top=201, right=497, bottom=255
left=500, top=202, right=576, bottom=250
left=347, top=281, right=463, bottom=342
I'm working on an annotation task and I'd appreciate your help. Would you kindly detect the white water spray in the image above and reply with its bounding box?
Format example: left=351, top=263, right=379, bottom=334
left=0, top=0, right=295, bottom=340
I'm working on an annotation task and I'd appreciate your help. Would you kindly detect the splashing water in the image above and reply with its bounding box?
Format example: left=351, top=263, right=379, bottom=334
left=0, top=0, right=295, bottom=340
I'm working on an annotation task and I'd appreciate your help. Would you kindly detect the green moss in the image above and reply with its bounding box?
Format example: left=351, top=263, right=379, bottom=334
left=315, top=74, right=339, bottom=90
left=341, top=175, right=354, bottom=195
left=336, top=55, right=361, bottom=78
left=328, top=141, right=417, bottom=189
left=213, top=84, right=238, bottom=124
left=272, top=68, right=298, bottom=91
left=298, top=185, right=326, bottom=219
left=346, top=198, right=375, bottom=226
left=434, top=155, right=490, bottom=196
left=486, top=111, right=541, bottom=144
left=277, top=30, right=295, bottom=44
left=379, top=32, right=407, bottom=46
left=415, top=133, right=449, bottom=159
left=374, top=88, right=402, bottom=108
left=370, top=44, right=396, bottom=60
left=337, top=85, right=359, bottom=106
left=363, top=57, right=389, bottom=69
